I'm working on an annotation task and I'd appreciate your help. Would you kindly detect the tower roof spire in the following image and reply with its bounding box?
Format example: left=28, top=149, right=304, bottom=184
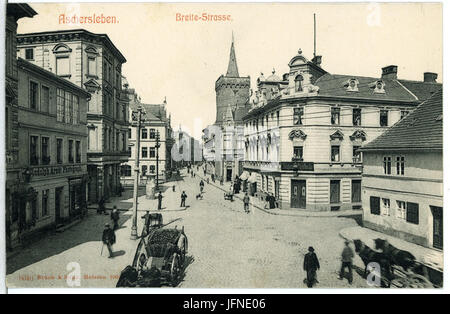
left=226, top=32, right=239, bottom=77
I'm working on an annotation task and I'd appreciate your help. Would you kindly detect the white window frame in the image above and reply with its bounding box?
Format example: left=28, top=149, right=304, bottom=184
left=396, top=200, right=406, bottom=220
left=381, top=198, right=390, bottom=216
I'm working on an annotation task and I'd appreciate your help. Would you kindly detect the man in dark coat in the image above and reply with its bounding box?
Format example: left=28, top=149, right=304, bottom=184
left=102, top=223, right=116, bottom=258
left=141, top=210, right=151, bottom=236
left=243, top=193, right=250, bottom=213
left=180, top=191, right=187, bottom=207
left=303, top=246, right=320, bottom=288
left=110, top=206, right=120, bottom=230
left=339, top=240, right=355, bottom=284
left=157, top=191, right=163, bottom=210
left=97, top=197, right=106, bottom=214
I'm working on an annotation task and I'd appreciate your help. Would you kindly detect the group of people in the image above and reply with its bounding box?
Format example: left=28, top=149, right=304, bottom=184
left=303, top=240, right=355, bottom=288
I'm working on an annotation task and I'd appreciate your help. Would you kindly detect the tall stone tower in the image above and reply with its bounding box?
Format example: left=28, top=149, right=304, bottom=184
left=215, top=35, right=250, bottom=126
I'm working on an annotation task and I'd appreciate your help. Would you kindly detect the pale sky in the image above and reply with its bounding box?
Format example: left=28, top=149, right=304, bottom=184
left=17, top=2, right=442, bottom=140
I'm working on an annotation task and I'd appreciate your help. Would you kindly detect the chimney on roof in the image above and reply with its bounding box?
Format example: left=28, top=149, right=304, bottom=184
left=381, top=65, right=398, bottom=80
left=424, top=72, right=437, bottom=83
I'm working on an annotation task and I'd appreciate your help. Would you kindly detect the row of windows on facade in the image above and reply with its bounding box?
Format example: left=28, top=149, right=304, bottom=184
left=29, top=135, right=81, bottom=165
left=257, top=174, right=362, bottom=205
left=246, top=107, right=410, bottom=130
left=129, top=128, right=160, bottom=140
left=370, top=196, right=419, bottom=225
left=246, top=144, right=363, bottom=163
left=101, top=128, right=128, bottom=152
left=120, top=165, right=156, bottom=177
left=140, top=146, right=158, bottom=158
left=29, top=82, right=80, bottom=125
left=24, top=47, right=122, bottom=90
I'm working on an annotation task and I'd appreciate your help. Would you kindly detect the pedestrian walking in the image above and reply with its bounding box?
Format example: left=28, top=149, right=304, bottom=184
left=157, top=191, right=163, bottom=210
left=172, top=185, right=176, bottom=192
left=110, top=206, right=120, bottom=230
left=102, top=223, right=116, bottom=258
left=303, top=246, right=320, bottom=288
left=141, top=210, right=151, bottom=236
left=97, top=197, right=106, bottom=215
left=180, top=191, right=187, bottom=207
left=243, top=192, right=250, bottom=213
left=338, top=240, right=355, bottom=284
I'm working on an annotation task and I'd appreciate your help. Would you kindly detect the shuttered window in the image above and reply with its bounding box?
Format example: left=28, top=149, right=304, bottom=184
left=406, top=202, right=419, bottom=225
left=370, top=196, right=380, bottom=215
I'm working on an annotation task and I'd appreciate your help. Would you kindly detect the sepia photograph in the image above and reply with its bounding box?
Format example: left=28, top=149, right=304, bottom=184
left=1, top=0, right=444, bottom=294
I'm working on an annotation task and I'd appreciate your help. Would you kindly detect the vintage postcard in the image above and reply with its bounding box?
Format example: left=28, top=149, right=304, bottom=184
left=3, top=1, right=443, bottom=292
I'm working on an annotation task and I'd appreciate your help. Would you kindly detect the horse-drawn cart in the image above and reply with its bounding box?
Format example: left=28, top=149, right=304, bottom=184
left=116, top=220, right=188, bottom=287
left=354, top=238, right=442, bottom=288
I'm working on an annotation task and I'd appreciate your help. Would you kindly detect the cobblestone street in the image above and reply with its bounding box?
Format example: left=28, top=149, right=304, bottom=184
left=7, top=170, right=369, bottom=289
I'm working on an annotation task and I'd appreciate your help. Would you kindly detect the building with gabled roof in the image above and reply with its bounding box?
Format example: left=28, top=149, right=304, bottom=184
left=360, top=89, right=442, bottom=249
left=242, top=47, right=441, bottom=212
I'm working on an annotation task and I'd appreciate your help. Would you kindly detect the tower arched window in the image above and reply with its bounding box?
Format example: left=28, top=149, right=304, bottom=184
left=295, top=75, right=303, bottom=92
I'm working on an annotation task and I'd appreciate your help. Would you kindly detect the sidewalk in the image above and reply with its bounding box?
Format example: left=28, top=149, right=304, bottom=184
left=339, top=226, right=443, bottom=272
left=197, top=172, right=362, bottom=218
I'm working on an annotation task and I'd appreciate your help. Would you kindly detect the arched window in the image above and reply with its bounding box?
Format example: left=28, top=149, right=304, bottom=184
left=295, top=75, right=303, bottom=92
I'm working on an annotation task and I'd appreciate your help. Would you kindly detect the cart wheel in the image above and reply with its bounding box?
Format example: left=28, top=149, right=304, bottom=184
left=170, top=253, right=181, bottom=287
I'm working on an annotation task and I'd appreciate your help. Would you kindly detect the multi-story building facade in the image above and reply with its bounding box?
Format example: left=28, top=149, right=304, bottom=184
left=360, top=90, right=442, bottom=250
left=7, top=58, right=90, bottom=248
left=121, top=100, right=173, bottom=186
left=203, top=36, right=250, bottom=182
left=174, top=128, right=202, bottom=169
left=17, top=29, right=129, bottom=203
left=5, top=3, right=37, bottom=250
left=242, top=48, right=441, bottom=211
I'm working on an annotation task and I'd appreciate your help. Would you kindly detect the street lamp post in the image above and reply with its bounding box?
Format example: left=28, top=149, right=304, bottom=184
left=155, top=130, right=161, bottom=191
left=130, top=105, right=146, bottom=240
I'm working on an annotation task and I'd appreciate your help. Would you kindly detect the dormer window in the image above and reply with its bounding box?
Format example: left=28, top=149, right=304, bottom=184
left=345, top=78, right=359, bottom=92
left=371, top=80, right=386, bottom=94
left=295, top=75, right=303, bottom=92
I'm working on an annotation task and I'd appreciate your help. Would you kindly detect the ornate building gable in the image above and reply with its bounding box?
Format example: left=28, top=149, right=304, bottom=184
left=84, top=78, right=101, bottom=93
left=349, top=129, right=367, bottom=141
left=289, top=129, right=307, bottom=140
left=330, top=130, right=344, bottom=141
